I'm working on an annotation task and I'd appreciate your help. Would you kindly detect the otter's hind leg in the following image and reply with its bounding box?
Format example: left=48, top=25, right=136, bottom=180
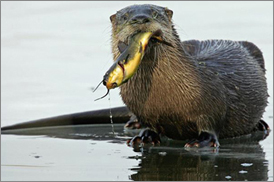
left=184, top=131, right=220, bottom=148
left=185, top=115, right=221, bottom=148
left=257, top=119, right=270, bottom=131
left=255, top=119, right=271, bottom=139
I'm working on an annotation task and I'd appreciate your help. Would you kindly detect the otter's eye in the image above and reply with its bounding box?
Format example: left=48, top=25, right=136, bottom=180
left=152, top=11, right=158, bottom=19
left=122, top=13, right=129, bottom=21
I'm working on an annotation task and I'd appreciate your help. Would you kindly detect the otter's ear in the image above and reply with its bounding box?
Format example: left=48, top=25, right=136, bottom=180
left=110, top=14, right=116, bottom=23
left=164, top=8, right=173, bottom=21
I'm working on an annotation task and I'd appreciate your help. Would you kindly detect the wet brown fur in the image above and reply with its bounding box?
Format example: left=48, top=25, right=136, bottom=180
left=110, top=4, right=268, bottom=140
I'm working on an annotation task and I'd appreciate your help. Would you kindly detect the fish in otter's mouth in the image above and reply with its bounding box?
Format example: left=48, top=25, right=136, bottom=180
left=93, top=30, right=172, bottom=101
left=103, top=30, right=171, bottom=88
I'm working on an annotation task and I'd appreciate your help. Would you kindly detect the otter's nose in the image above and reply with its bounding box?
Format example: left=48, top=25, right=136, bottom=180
left=129, top=15, right=150, bottom=24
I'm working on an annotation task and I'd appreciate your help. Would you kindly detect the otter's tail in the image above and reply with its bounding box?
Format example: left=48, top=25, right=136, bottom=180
left=1, top=106, right=132, bottom=132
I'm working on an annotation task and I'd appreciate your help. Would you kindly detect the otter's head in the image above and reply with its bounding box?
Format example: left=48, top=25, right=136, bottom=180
left=110, top=4, right=176, bottom=59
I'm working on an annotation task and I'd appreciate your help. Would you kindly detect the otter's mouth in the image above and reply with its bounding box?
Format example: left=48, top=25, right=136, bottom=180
left=130, top=29, right=163, bottom=41
left=149, top=29, right=164, bottom=43
left=128, top=29, right=172, bottom=48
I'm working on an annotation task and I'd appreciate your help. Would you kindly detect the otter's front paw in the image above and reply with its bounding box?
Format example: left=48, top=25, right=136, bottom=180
left=124, top=115, right=143, bottom=130
left=127, top=129, right=161, bottom=147
left=184, top=131, right=220, bottom=148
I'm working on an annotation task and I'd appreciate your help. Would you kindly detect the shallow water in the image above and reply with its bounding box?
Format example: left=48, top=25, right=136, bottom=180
left=1, top=1, right=273, bottom=181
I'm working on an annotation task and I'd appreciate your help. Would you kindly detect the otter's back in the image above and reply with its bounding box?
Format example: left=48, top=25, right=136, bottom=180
left=182, top=39, right=268, bottom=138
left=183, top=39, right=265, bottom=71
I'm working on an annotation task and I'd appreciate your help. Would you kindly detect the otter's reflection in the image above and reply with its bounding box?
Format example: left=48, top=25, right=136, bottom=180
left=129, top=132, right=269, bottom=181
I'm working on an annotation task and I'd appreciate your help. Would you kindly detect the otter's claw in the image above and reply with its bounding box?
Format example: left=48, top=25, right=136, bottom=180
left=257, top=119, right=270, bottom=131
left=184, top=132, right=220, bottom=148
left=127, top=129, right=161, bottom=147
left=256, top=119, right=270, bottom=138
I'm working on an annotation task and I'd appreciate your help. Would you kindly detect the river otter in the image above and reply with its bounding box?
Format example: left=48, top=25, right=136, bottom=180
left=109, top=4, right=269, bottom=147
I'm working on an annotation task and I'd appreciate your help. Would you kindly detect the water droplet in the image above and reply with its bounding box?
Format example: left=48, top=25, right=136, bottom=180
left=108, top=92, right=115, bottom=135
left=158, top=152, right=167, bottom=156
left=239, top=170, right=248, bottom=174
left=241, top=163, right=253, bottom=167
left=225, top=175, right=232, bottom=179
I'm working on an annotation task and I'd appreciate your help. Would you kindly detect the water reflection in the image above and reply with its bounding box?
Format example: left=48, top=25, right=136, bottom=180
left=2, top=124, right=269, bottom=181
left=129, top=143, right=268, bottom=181
left=129, top=132, right=269, bottom=181
left=1, top=124, right=129, bottom=144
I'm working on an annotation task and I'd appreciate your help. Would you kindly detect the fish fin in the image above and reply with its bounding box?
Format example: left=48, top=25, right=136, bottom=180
left=118, top=41, right=128, bottom=53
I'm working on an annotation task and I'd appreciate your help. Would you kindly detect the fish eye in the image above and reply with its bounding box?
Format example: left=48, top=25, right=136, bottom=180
left=112, top=82, right=118, bottom=88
